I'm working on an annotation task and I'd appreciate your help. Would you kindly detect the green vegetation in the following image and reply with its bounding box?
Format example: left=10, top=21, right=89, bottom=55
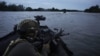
left=84, top=5, right=100, bottom=13
left=0, top=1, right=25, bottom=11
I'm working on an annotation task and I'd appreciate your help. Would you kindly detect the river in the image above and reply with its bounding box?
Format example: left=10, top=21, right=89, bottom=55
left=0, top=12, right=100, bottom=56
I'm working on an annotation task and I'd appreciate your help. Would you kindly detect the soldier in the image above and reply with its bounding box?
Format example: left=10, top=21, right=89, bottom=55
left=3, top=19, right=47, bottom=56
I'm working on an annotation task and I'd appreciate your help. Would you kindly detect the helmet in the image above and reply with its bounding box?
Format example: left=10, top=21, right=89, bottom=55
left=17, top=19, right=39, bottom=39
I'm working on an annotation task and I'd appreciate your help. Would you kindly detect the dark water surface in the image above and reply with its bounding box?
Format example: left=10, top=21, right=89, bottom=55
left=0, top=12, right=100, bottom=56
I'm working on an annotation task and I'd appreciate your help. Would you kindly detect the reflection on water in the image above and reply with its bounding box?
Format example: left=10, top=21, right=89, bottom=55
left=0, top=12, right=100, bottom=56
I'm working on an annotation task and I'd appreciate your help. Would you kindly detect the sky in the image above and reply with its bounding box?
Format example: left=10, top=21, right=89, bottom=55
left=0, top=0, right=100, bottom=10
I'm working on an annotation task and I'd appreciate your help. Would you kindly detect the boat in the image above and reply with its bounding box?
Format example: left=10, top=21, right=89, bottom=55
left=0, top=15, right=73, bottom=56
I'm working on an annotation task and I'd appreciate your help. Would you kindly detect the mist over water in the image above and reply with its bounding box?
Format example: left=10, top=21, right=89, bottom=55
left=0, top=12, right=100, bottom=56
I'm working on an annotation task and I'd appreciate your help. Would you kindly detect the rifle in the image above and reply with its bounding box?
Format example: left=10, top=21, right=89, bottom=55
left=51, top=29, right=73, bottom=56
left=34, top=15, right=73, bottom=56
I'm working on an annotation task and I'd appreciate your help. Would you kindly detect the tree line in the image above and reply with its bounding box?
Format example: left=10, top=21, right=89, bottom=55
left=0, top=1, right=25, bottom=11
left=0, top=1, right=65, bottom=11
left=84, top=5, right=100, bottom=13
left=0, top=1, right=80, bottom=12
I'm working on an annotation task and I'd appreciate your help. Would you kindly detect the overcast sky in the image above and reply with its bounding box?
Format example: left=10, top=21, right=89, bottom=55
left=0, top=0, right=100, bottom=10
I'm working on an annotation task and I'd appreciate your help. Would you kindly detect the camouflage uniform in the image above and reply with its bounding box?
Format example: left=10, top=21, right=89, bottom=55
left=3, top=19, right=41, bottom=56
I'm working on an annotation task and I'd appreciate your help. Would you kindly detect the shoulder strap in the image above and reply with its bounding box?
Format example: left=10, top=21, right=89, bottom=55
left=3, top=38, right=26, bottom=56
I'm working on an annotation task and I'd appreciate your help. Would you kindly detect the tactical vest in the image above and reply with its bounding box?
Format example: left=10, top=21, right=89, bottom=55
left=3, top=38, right=41, bottom=56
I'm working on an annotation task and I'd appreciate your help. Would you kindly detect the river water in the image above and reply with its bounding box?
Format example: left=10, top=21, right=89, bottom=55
left=0, top=12, right=100, bottom=56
